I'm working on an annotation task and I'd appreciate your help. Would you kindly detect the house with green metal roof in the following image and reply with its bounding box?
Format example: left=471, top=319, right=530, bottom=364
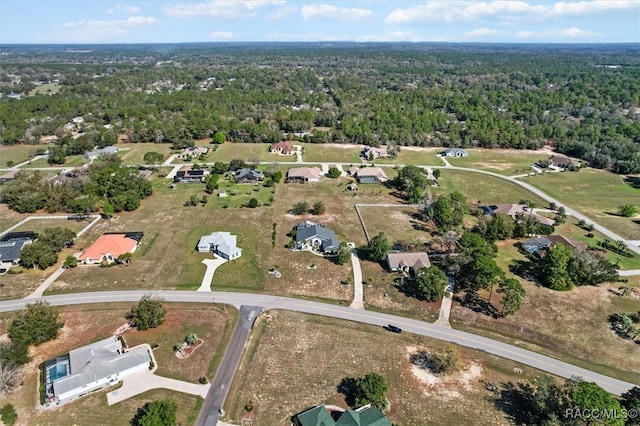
left=292, top=404, right=391, bottom=426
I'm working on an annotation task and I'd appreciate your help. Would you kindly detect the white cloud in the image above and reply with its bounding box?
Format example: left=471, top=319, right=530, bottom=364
left=385, top=0, right=637, bottom=24
left=164, top=0, right=285, bottom=18
left=265, top=5, right=296, bottom=21
left=302, top=4, right=373, bottom=21
left=54, top=16, right=159, bottom=42
left=210, top=31, right=234, bottom=40
left=357, top=31, right=415, bottom=42
left=107, top=4, right=140, bottom=15
left=516, top=27, right=603, bottom=40
left=464, top=28, right=505, bottom=37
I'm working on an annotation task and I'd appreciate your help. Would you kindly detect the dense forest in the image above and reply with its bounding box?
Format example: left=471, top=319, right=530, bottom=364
left=1, top=43, right=639, bottom=172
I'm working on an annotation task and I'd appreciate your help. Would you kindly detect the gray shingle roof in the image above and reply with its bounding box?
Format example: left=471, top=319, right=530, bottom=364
left=0, top=238, right=31, bottom=263
left=295, top=221, right=339, bottom=252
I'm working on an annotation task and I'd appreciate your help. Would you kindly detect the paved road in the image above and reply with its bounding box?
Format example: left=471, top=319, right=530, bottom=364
left=3, top=291, right=636, bottom=395
left=196, top=305, right=262, bottom=426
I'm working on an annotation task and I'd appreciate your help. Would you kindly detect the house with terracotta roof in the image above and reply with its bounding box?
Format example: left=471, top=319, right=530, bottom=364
left=287, top=167, right=322, bottom=183
left=270, top=140, right=295, bottom=155
left=79, top=232, right=143, bottom=265
left=386, top=252, right=431, bottom=273
left=480, top=204, right=555, bottom=226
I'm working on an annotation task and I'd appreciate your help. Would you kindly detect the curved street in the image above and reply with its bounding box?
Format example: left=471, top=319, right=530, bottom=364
left=1, top=290, right=635, bottom=396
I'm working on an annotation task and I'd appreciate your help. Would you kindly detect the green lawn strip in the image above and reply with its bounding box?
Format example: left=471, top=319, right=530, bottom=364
left=300, top=143, right=363, bottom=163
left=450, top=321, right=640, bottom=386
left=434, top=169, right=547, bottom=206
left=446, top=149, right=548, bottom=175
left=0, top=143, right=50, bottom=166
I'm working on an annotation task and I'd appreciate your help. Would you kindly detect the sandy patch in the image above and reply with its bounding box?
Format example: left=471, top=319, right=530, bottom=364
left=406, top=346, right=483, bottom=402
left=474, top=162, right=520, bottom=171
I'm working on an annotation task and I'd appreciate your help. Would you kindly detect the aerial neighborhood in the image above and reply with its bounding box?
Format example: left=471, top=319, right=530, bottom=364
left=0, top=40, right=639, bottom=426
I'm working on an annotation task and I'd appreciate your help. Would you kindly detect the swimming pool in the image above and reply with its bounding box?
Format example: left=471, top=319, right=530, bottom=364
left=48, top=363, right=69, bottom=382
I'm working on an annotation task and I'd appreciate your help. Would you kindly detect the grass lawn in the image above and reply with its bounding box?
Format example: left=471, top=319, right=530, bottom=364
left=114, top=142, right=173, bottom=166
left=445, top=148, right=549, bottom=175
left=207, top=143, right=277, bottom=163
left=225, top=310, right=555, bottom=426
left=11, top=217, right=92, bottom=235
left=358, top=206, right=428, bottom=245
left=373, top=147, right=445, bottom=166
left=28, top=82, right=61, bottom=96
left=360, top=261, right=441, bottom=322
left=450, top=275, right=640, bottom=386
left=23, top=155, right=85, bottom=168
left=523, top=168, right=640, bottom=240
left=0, top=303, right=221, bottom=426
left=435, top=169, right=548, bottom=206
left=0, top=143, right=50, bottom=166
left=300, top=143, right=363, bottom=164
left=0, top=204, right=23, bottom=233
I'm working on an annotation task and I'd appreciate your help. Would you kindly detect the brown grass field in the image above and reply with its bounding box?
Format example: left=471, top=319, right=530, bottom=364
left=0, top=303, right=234, bottom=426
left=225, top=310, right=555, bottom=426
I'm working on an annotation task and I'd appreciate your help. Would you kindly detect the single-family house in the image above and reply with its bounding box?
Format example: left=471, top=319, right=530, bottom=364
left=84, top=146, right=119, bottom=162
left=79, top=232, right=143, bottom=265
left=43, top=336, right=152, bottom=404
left=287, top=167, right=322, bottom=183
left=269, top=140, right=295, bottom=155
left=174, top=168, right=208, bottom=183
left=293, top=404, right=391, bottom=426
left=361, top=146, right=388, bottom=160
left=196, top=231, right=242, bottom=260
left=295, top=221, right=339, bottom=254
left=235, top=168, right=264, bottom=184
left=441, top=148, right=468, bottom=158
left=354, top=167, right=388, bottom=183
left=0, top=232, right=34, bottom=273
left=386, top=251, right=431, bottom=273
left=480, top=204, right=556, bottom=226
left=522, top=235, right=588, bottom=258
left=549, top=155, right=580, bottom=169
left=0, top=170, right=18, bottom=184
left=178, top=146, right=208, bottom=159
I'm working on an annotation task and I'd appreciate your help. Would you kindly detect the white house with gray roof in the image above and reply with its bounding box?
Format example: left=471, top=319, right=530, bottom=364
left=197, top=231, right=242, bottom=260
left=441, top=148, right=468, bottom=158
left=295, top=221, right=339, bottom=254
left=44, top=336, right=151, bottom=404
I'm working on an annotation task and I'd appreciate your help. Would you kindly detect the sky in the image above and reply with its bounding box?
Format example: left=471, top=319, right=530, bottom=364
left=1, top=0, right=639, bottom=44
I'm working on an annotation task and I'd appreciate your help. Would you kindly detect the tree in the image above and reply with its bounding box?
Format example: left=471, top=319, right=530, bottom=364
left=429, top=349, right=460, bottom=375
left=567, top=250, right=618, bottom=286
left=350, top=372, right=389, bottom=409
left=336, top=242, right=352, bottom=265
left=312, top=201, right=326, bottom=215
left=426, top=192, right=467, bottom=231
left=206, top=174, right=220, bottom=193
left=497, top=278, right=526, bottom=316
left=38, top=227, right=76, bottom=251
left=433, top=169, right=441, bottom=179
left=47, top=145, right=66, bottom=165
left=291, top=201, right=309, bottom=215
left=131, top=399, right=177, bottom=426
left=621, top=386, right=640, bottom=425
left=0, top=403, right=17, bottom=426
left=515, top=375, right=566, bottom=425
left=538, top=244, right=574, bottom=291
left=63, top=255, right=78, bottom=269
left=414, top=266, right=448, bottom=302
left=366, top=232, right=390, bottom=262
left=142, top=151, right=164, bottom=166
left=212, top=162, right=230, bottom=175
left=185, top=333, right=198, bottom=345
left=0, top=361, right=18, bottom=395
left=19, top=241, right=58, bottom=269
left=127, top=296, right=166, bottom=331
left=474, top=213, right=515, bottom=241
left=327, top=166, right=341, bottom=178
left=570, top=381, right=624, bottom=426
left=272, top=170, right=283, bottom=183
left=619, top=204, right=638, bottom=217
left=461, top=255, right=504, bottom=295
left=393, top=165, right=430, bottom=204
left=248, top=198, right=259, bottom=208
left=102, top=199, right=115, bottom=218
left=8, top=301, right=63, bottom=347
left=213, top=131, right=226, bottom=144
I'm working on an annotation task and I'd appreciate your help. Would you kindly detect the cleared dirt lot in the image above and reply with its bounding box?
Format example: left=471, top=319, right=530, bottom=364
left=225, top=310, right=553, bottom=426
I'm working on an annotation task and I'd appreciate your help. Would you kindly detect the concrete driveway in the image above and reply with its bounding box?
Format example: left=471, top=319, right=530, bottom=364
left=348, top=248, right=364, bottom=310
left=107, top=368, right=210, bottom=405
left=197, top=257, right=228, bottom=292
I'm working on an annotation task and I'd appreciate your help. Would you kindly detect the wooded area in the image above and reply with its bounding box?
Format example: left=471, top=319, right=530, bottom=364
left=1, top=43, right=639, bottom=172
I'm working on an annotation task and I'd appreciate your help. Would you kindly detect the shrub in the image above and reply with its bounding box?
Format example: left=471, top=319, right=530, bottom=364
left=1, top=403, right=17, bottom=426
left=199, top=377, right=208, bottom=384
